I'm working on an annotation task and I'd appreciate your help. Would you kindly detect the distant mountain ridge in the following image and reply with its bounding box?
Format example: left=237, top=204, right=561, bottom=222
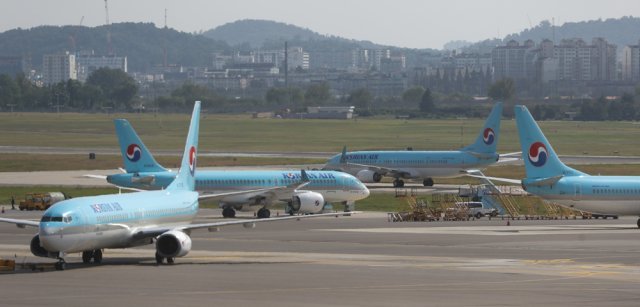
left=202, top=19, right=382, bottom=49
left=0, top=23, right=230, bottom=71
left=457, top=16, right=640, bottom=53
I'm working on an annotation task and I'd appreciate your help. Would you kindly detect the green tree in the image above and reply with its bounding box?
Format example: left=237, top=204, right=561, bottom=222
left=419, top=88, right=436, bottom=113
left=347, top=88, right=372, bottom=110
left=402, top=86, right=425, bottom=103
left=265, top=87, right=304, bottom=105
left=86, top=68, right=138, bottom=110
left=487, top=78, right=515, bottom=102
left=0, top=74, right=20, bottom=108
left=304, top=82, right=332, bottom=106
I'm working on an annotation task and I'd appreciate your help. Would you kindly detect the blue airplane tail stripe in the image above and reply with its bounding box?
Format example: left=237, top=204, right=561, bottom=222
left=167, top=101, right=201, bottom=191
left=114, top=119, right=167, bottom=173
left=515, top=105, right=585, bottom=179
left=462, top=101, right=502, bottom=154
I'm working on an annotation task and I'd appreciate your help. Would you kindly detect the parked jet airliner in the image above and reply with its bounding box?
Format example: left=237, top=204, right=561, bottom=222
left=324, top=102, right=511, bottom=187
left=0, top=102, right=354, bottom=270
left=473, top=105, right=640, bottom=228
left=97, top=119, right=369, bottom=218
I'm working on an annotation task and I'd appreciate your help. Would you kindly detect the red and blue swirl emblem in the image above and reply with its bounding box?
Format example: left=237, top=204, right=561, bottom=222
left=483, top=128, right=495, bottom=145
left=188, top=146, right=197, bottom=176
left=126, top=144, right=141, bottom=162
left=528, top=142, right=548, bottom=167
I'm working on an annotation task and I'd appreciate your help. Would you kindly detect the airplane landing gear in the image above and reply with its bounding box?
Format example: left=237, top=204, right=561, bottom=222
left=55, top=258, right=67, bottom=271
left=637, top=218, right=640, bottom=229
left=257, top=207, right=271, bottom=219
left=393, top=179, right=405, bottom=188
left=82, top=249, right=103, bottom=264
left=222, top=207, right=236, bottom=218
left=423, top=178, right=434, bottom=187
left=155, top=252, right=174, bottom=265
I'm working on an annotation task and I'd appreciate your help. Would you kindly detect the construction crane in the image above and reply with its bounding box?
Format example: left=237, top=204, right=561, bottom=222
left=104, top=0, right=113, bottom=56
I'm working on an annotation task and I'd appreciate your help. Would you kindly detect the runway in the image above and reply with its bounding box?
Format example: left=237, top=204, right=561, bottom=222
left=1, top=209, right=639, bottom=306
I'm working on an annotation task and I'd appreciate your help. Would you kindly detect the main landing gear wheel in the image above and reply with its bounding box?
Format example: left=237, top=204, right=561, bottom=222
left=155, top=252, right=164, bottom=265
left=222, top=207, right=236, bottom=218
left=637, top=218, right=640, bottom=229
left=93, top=249, right=103, bottom=264
left=257, top=208, right=271, bottom=219
left=167, top=257, right=174, bottom=264
left=393, top=179, right=405, bottom=188
left=82, top=251, right=93, bottom=264
left=423, top=178, right=434, bottom=187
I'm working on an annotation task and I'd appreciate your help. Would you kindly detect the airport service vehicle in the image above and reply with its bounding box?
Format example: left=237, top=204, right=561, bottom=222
left=0, top=102, right=354, bottom=270
left=323, top=102, right=516, bottom=188
left=96, top=119, right=369, bottom=218
left=19, top=192, right=68, bottom=211
left=471, top=105, right=640, bottom=228
left=455, top=202, right=498, bottom=219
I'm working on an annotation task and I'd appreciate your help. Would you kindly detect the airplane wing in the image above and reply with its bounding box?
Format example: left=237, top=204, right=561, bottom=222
left=0, top=217, right=40, bottom=228
left=132, top=211, right=358, bottom=239
left=83, top=174, right=107, bottom=180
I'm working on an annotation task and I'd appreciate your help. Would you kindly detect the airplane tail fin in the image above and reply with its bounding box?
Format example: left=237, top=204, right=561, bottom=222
left=114, top=119, right=167, bottom=173
left=462, top=102, right=502, bottom=154
left=515, top=105, right=585, bottom=179
left=167, top=101, right=201, bottom=191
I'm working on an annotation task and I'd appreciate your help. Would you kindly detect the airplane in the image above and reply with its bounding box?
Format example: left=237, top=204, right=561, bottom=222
left=0, top=102, right=355, bottom=270
left=471, top=105, right=640, bottom=228
left=323, top=102, right=513, bottom=187
left=89, top=118, right=369, bottom=219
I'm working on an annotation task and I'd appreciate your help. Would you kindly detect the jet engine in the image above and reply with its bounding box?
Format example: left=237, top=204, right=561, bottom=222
left=30, top=235, right=56, bottom=258
left=156, top=230, right=192, bottom=258
left=289, top=191, right=325, bottom=214
left=356, top=169, right=382, bottom=183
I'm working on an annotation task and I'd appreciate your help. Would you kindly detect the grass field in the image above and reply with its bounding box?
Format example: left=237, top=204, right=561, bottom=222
left=2, top=112, right=640, bottom=155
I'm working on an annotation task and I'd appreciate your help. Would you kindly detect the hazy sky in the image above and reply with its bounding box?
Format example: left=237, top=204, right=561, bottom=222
left=2, top=0, right=638, bottom=49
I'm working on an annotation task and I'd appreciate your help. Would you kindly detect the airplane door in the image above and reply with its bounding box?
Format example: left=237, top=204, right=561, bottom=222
left=573, top=184, right=582, bottom=201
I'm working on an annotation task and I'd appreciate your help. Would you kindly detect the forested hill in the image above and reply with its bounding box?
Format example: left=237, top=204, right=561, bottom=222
left=462, top=16, right=640, bottom=52
left=0, top=23, right=231, bottom=71
left=202, top=19, right=382, bottom=50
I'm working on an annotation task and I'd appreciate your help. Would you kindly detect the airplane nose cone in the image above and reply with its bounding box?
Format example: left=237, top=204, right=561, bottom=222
left=361, top=184, right=370, bottom=198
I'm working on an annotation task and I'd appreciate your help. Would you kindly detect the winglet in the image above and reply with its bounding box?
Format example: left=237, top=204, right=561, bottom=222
left=167, top=101, right=201, bottom=191
left=339, top=146, right=348, bottom=164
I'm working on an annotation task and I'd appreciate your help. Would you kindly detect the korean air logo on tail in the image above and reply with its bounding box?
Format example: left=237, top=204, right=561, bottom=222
left=528, top=142, right=548, bottom=167
left=483, top=128, right=495, bottom=145
left=126, top=144, right=142, bottom=162
left=188, top=146, right=197, bottom=176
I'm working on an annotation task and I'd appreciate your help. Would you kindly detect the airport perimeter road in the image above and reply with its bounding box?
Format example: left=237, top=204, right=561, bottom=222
left=1, top=209, right=640, bottom=306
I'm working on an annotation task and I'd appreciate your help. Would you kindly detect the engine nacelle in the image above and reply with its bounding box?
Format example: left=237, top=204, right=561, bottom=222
left=30, top=235, right=56, bottom=258
left=290, top=191, right=325, bottom=214
left=156, top=230, right=192, bottom=258
left=356, top=169, right=382, bottom=183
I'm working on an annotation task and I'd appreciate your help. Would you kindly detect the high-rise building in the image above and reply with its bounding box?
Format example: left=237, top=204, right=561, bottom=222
left=42, top=52, right=76, bottom=85
left=622, top=41, right=640, bottom=81
left=491, top=40, right=538, bottom=82
left=76, top=51, right=127, bottom=82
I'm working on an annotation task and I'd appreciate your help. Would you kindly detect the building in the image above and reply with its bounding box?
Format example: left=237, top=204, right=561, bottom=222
left=622, top=41, right=640, bottom=81
left=76, top=51, right=127, bottom=82
left=491, top=40, right=538, bottom=83
left=42, top=52, right=77, bottom=85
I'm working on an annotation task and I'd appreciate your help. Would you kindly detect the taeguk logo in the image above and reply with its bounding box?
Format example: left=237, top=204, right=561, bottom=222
left=126, top=144, right=142, bottom=162
left=188, top=146, right=197, bottom=176
left=483, top=128, right=495, bottom=145
left=528, top=142, right=548, bottom=167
